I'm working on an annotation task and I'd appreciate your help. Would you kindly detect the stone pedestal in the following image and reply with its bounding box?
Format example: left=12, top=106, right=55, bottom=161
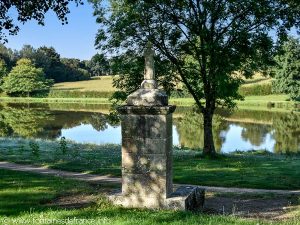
left=108, top=89, right=205, bottom=210
left=116, top=105, right=174, bottom=208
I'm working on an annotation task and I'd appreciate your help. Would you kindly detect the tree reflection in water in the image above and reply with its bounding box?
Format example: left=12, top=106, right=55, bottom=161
left=0, top=103, right=299, bottom=153
left=175, top=110, right=229, bottom=152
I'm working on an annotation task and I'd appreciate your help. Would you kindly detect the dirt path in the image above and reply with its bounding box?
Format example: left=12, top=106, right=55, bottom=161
left=1, top=161, right=300, bottom=195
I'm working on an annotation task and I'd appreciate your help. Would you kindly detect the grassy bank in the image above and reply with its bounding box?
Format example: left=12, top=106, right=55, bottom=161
left=1, top=138, right=300, bottom=190
left=0, top=94, right=297, bottom=108
left=2, top=169, right=300, bottom=225
left=0, top=96, right=111, bottom=104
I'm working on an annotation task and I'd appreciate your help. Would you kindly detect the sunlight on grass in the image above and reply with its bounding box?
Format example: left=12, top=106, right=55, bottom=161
left=0, top=138, right=300, bottom=190
left=1, top=169, right=299, bottom=225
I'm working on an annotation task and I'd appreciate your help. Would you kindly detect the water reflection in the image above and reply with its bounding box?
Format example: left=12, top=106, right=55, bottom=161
left=0, top=102, right=299, bottom=153
left=221, top=124, right=276, bottom=153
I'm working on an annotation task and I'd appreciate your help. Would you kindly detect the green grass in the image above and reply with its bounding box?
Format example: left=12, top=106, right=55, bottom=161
left=1, top=138, right=300, bottom=190
left=3, top=169, right=299, bottom=225
left=53, top=76, right=117, bottom=92
left=170, top=95, right=299, bottom=112
left=1, top=95, right=296, bottom=111
left=0, top=96, right=110, bottom=104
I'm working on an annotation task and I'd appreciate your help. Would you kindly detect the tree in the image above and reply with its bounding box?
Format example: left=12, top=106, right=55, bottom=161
left=0, top=59, right=8, bottom=86
left=1, top=58, right=53, bottom=96
left=0, top=0, right=83, bottom=42
left=0, top=44, right=17, bottom=69
left=88, top=53, right=110, bottom=76
left=91, top=0, right=300, bottom=156
left=61, top=58, right=91, bottom=81
left=273, top=37, right=300, bottom=101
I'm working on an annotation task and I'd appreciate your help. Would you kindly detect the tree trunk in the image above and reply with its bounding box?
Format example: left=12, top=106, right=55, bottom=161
left=203, top=110, right=216, bottom=157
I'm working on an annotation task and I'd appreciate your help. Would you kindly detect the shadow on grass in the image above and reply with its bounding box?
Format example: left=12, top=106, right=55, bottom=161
left=174, top=153, right=300, bottom=190
left=1, top=168, right=300, bottom=225
left=0, top=169, right=110, bottom=216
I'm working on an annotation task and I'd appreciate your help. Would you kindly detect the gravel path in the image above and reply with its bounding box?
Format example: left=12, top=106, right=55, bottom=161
left=1, top=161, right=299, bottom=195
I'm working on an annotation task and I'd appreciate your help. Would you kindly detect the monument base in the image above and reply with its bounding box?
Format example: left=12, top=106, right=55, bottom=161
left=108, top=186, right=205, bottom=211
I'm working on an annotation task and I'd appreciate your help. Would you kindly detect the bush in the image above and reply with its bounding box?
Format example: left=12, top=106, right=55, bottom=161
left=48, top=90, right=113, bottom=98
left=238, top=83, right=273, bottom=96
left=170, top=89, right=192, bottom=98
left=1, top=58, right=53, bottom=97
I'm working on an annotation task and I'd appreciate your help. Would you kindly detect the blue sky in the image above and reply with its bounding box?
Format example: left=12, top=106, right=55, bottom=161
left=4, top=1, right=99, bottom=60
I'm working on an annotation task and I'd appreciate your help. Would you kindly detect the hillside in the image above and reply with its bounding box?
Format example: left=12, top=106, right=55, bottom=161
left=53, top=74, right=272, bottom=93
left=53, top=76, right=117, bottom=92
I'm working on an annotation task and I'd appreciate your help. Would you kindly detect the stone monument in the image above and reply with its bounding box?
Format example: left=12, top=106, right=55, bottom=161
left=110, top=43, right=205, bottom=210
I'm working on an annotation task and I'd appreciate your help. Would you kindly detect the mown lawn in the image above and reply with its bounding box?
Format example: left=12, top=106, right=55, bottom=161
left=53, top=76, right=117, bottom=92
left=1, top=169, right=299, bottom=225
left=0, top=138, right=300, bottom=190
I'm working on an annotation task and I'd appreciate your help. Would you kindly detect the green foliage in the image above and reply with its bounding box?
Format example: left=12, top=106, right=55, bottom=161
left=87, top=53, right=110, bottom=76
left=273, top=37, right=300, bottom=101
left=48, top=90, right=113, bottom=98
left=61, top=58, right=91, bottom=81
left=0, top=45, right=16, bottom=69
left=1, top=44, right=92, bottom=83
left=0, top=59, right=7, bottom=86
left=0, top=0, right=83, bottom=42
left=25, top=46, right=91, bottom=83
left=59, top=137, right=68, bottom=154
left=91, top=0, right=300, bottom=156
left=1, top=58, right=53, bottom=96
left=29, top=141, right=40, bottom=157
left=239, top=83, right=273, bottom=96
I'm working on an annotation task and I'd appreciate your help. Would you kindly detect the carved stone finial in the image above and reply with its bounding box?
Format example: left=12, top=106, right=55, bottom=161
left=126, top=42, right=168, bottom=106
left=141, top=42, right=157, bottom=89
left=144, top=42, right=155, bottom=80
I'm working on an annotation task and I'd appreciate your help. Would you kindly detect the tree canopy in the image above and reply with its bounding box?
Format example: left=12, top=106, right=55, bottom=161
left=1, top=58, right=53, bottom=96
left=0, top=0, right=83, bottom=42
left=91, top=0, right=300, bottom=156
left=273, top=37, right=300, bottom=101
left=0, top=44, right=92, bottom=83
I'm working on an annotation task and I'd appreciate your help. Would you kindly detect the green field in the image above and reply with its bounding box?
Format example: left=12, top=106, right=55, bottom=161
left=52, top=74, right=272, bottom=92
left=53, top=76, right=117, bottom=92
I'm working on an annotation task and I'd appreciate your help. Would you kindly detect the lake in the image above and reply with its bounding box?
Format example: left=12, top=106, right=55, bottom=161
left=0, top=102, right=299, bottom=154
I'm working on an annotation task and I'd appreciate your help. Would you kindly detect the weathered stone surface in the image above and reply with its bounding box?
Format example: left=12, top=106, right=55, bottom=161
left=144, top=42, right=155, bottom=81
left=108, top=186, right=205, bottom=211
left=122, top=137, right=173, bottom=154
left=122, top=153, right=168, bottom=174
left=118, top=105, right=176, bottom=115
left=166, top=186, right=205, bottom=211
left=126, top=89, right=168, bottom=106
left=141, top=79, right=157, bottom=89
left=121, top=114, right=173, bottom=139
left=122, top=173, right=171, bottom=199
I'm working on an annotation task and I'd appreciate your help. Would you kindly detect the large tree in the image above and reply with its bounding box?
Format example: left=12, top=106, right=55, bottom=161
left=0, top=0, right=83, bottom=42
left=91, top=0, right=300, bottom=156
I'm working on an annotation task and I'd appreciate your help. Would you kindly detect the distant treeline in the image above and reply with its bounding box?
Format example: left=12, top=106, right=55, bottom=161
left=0, top=44, right=110, bottom=83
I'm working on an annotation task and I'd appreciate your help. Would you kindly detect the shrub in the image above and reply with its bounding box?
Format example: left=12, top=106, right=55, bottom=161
left=48, top=90, right=113, bottom=98
left=1, top=58, right=53, bottom=97
left=238, top=83, right=273, bottom=96
left=29, top=141, right=39, bottom=157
